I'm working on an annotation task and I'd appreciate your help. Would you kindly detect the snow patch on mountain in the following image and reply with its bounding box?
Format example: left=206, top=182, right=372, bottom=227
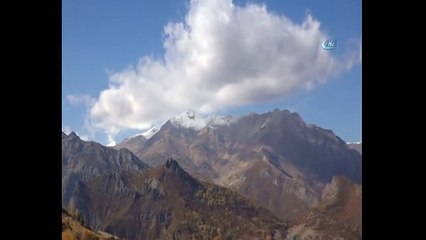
left=346, top=141, right=362, bottom=145
left=140, top=125, right=159, bottom=139
left=106, top=140, right=117, bottom=147
left=123, top=126, right=159, bottom=142
left=170, top=110, right=236, bottom=130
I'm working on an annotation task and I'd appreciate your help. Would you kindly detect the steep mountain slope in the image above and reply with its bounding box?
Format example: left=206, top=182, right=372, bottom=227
left=63, top=133, right=289, bottom=239
left=62, top=208, right=120, bottom=240
left=114, top=135, right=147, bottom=152
left=71, top=159, right=288, bottom=239
left=288, top=176, right=362, bottom=240
left=62, top=132, right=148, bottom=208
left=116, top=109, right=361, bottom=219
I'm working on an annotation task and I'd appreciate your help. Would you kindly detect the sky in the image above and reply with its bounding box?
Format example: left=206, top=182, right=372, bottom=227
left=62, top=0, right=362, bottom=145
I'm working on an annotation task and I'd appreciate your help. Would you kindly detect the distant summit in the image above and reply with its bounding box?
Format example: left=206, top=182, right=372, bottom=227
left=169, top=109, right=236, bottom=130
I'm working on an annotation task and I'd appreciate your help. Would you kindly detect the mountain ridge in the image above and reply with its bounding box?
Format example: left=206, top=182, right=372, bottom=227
left=62, top=133, right=290, bottom=239
left=115, top=109, right=361, bottom=220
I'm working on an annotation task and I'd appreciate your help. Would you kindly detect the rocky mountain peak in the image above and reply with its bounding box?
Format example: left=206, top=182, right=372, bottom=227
left=66, top=131, right=79, bottom=140
left=62, top=131, right=84, bottom=153
left=62, top=132, right=149, bottom=207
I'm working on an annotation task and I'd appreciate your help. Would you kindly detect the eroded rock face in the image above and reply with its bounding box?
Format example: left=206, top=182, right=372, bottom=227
left=62, top=132, right=148, bottom=208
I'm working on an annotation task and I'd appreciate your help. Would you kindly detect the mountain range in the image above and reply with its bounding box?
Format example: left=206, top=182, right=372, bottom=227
left=63, top=132, right=288, bottom=239
left=115, top=109, right=361, bottom=220
left=63, top=109, right=362, bottom=240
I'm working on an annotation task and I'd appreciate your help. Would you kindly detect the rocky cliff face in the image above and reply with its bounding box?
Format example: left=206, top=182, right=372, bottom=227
left=62, top=132, right=148, bottom=208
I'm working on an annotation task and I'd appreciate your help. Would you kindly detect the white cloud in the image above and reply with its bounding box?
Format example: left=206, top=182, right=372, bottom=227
left=106, top=135, right=116, bottom=147
left=67, top=94, right=95, bottom=107
left=87, top=0, right=360, bottom=137
left=79, top=134, right=89, bottom=141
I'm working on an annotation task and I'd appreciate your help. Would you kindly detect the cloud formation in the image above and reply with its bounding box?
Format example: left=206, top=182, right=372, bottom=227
left=67, top=94, right=95, bottom=107
left=87, top=0, right=359, bottom=137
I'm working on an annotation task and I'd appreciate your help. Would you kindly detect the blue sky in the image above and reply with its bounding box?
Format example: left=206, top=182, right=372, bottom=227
left=62, top=0, right=361, bottom=145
